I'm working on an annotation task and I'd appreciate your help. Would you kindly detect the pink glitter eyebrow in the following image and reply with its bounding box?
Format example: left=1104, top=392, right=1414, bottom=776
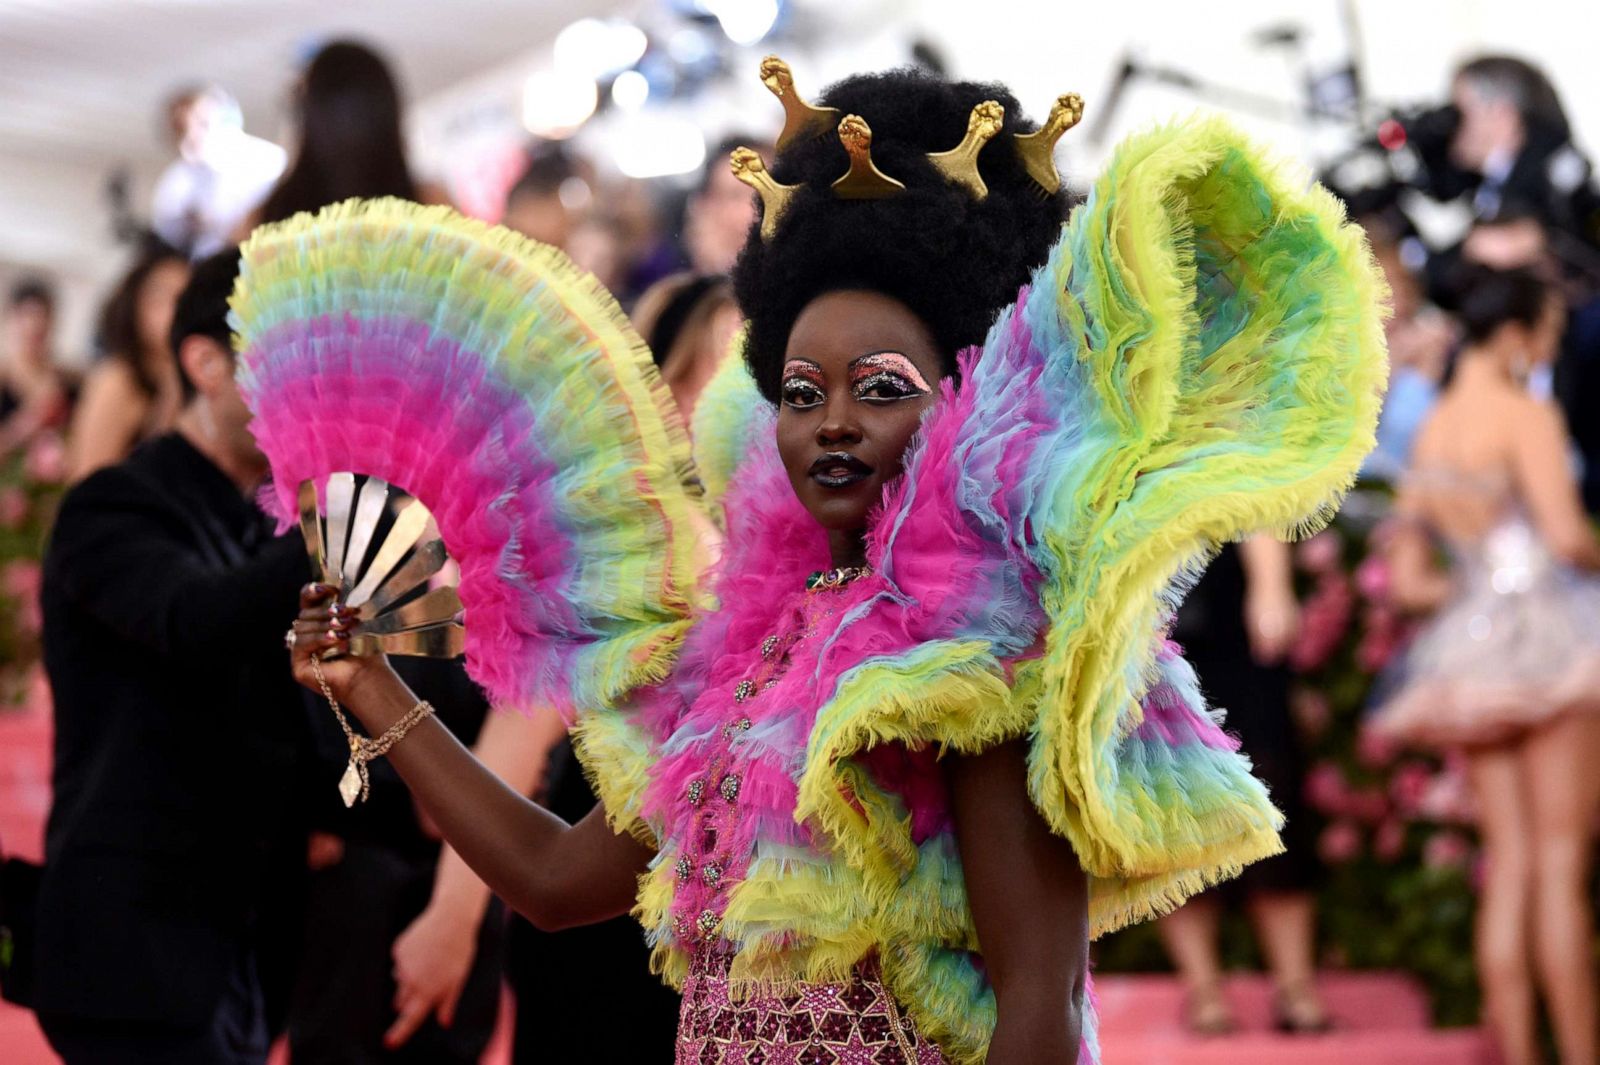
left=849, top=351, right=932, bottom=393
left=781, top=359, right=825, bottom=385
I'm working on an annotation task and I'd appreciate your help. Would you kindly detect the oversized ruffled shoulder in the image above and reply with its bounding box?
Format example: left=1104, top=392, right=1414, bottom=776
left=797, top=116, right=1388, bottom=937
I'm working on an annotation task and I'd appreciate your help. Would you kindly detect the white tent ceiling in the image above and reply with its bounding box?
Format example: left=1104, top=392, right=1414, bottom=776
left=0, top=0, right=613, bottom=272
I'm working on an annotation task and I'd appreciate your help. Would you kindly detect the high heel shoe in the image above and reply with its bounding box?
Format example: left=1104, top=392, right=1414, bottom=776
left=1183, top=982, right=1237, bottom=1036
left=1272, top=978, right=1333, bottom=1034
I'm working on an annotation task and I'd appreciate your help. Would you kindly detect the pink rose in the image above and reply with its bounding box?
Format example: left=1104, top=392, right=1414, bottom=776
left=1291, top=578, right=1354, bottom=672
left=24, top=432, right=66, bottom=483
left=1356, top=728, right=1400, bottom=770
left=1424, top=830, right=1472, bottom=870
left=1373, top=818, right=1407, bottom=862
left=1389, top=761, right=1433, bottom=814
left=2, top=560, right=41, bottom=599
left=1305, top=762, right=1349, bottom=813
left=0, top=486, right=27, bottom=529
left=1355, top=555, right=1391, bottom=602
left=1297, top=531, right=1344, bottom=574
left=1318, top=820, right=1363, bottom=864
left=1346, top=787, right=1390, bottom=824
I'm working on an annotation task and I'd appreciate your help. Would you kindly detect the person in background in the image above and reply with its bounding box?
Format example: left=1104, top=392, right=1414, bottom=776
left=1160, top=536, right=1329, bottom=1035
left=1454, top=211, right=1600, bottom=510
left=1363, top=210, right=1457, bottom=481
left=1449, top=56, right=1598, bottom=251
left=249, top=37, right=528, bottom=1060
left=682, top=133, right=767, bottom=275
left=150, top=84, right=285, bottom=259
left=500, top=148, right=589, bottom=250
left=247, top=39, right=445, bottom=233
left=631, top=272, right=742, bottom=417
left=1371, top=266, right=1600, bottom=1065
left=0, top=278, right=70, bottom=454
left=33, top=248, right=313, bottom=1065
left=496, top=173, right=685, bottom=1065
left=288, top=640, right=551, bottom=1065
left=66, top=240, right=189, bottom=481
left=564, top=215, right=627, bottom=295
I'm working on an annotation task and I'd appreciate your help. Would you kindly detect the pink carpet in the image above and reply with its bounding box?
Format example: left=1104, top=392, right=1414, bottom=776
left=1095, top=971, right=1499, bottom=1064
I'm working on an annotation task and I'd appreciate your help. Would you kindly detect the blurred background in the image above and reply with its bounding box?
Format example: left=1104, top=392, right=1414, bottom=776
left=4, top=0, right=1598, bottom=358
left=4, top=2, right=1600, bottom=1063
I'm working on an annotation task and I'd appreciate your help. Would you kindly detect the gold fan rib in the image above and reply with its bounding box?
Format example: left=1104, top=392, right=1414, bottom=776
left=341, top=478, right=390, bottom=586
left=297, top=480, right=330, bottom=584
left=323, top=473, right=357, bottom=586
left=360, top=584, right=462, bottom=636
left=345, top=499, right=433, bottom=608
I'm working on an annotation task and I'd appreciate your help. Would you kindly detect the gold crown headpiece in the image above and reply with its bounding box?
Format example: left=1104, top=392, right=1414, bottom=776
left=732, top=56, right=1084, bottom=241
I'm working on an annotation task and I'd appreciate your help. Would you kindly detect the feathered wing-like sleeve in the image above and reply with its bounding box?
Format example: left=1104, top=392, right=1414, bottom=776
left=231, top=199, right=712, bottom=838
left=801, top=117, right=1388, bottom=938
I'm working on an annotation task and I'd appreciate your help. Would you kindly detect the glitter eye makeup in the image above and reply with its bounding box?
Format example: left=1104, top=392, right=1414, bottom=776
left=780, top=359, right=826, bottom=408
left=849, top=351, right=932, bottom=402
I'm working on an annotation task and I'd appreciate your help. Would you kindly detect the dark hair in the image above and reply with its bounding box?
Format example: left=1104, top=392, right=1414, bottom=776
left=170, top=248, right=242, bottom=401
left=700, top=133, right=769, bottom=196
left=507, top=148, right=577, bottom=204
left=97, top=237, right=188, bottom=398
left=256, top=40, right=418, bottom=225
left=732, top=68, right=1070, bottom=404
left=7, top=276, right=53, bottom=314
left=1455, top=265, right=1548, bottom=344
left=1456, top=55, right=1570, bottom=141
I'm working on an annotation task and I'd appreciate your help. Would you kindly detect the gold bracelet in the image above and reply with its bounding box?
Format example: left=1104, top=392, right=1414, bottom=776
left=310, top=655, right=435, bottom=807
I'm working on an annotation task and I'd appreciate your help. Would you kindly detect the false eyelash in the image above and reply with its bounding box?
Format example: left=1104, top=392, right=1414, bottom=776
left=853, top=371, right=921, bottom=399
left=781, top=379, right=825, bottom=407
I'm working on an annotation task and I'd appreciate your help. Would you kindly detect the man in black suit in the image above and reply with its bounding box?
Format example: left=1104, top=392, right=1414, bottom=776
left=33, top=248, right=311, bottom=1064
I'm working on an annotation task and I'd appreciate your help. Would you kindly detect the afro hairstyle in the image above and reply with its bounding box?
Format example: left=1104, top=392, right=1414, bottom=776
left=732, top=66, right=1071, bottom=404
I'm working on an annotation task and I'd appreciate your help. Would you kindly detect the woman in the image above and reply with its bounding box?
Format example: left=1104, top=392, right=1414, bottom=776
left=241, top=63, right=1385, bottom=1062
left=0, top=278, right=70, bottom=454
left=66, top=241, right=189, bottom=480
left=1161, top=536, right=1328, bottom=1034
left=1373, top=266, right=1600, bottom=1065
left=247, top=39, right=443, bottom=231
left=634, top=272, right=743, bottom=417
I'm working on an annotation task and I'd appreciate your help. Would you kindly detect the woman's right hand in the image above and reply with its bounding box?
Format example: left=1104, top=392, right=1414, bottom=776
left=289, top=582, right=404, bottom=709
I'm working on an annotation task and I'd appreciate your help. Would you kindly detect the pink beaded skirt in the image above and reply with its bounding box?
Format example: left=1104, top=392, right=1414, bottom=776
left=675, top=950, right=948, bottom=1064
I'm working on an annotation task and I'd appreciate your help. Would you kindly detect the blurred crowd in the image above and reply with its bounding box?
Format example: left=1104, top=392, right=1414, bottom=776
left=4, top=34, right=1600, bottom=1065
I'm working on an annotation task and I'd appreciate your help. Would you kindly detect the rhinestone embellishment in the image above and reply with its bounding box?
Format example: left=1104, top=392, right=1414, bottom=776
left=702, top=862, right=723, bottom=887
left=676, top=856, right=692, bottom=879
left=697, top=909, right=719, bottom=936
left=734, top=679, right=757, bottom=702
left=761, top=634, right=780, bottom=659
left=720, top=774, right=742, bottom=803
left=721, top=717, right=752, bottom=740
left=687, top=779, right=706, bottom=806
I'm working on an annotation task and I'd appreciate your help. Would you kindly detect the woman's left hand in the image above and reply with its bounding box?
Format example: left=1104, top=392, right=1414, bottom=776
left=384, top=896, right=481, bottom=1047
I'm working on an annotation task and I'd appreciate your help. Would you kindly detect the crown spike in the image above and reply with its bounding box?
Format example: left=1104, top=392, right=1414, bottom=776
left=1013, top=93, right=1085, bottom=195
left=927, top=100, right=1006, bottom=200
left=831, top=115, right=906, bottom=200
left=730, top=147, right=799, bottom=240
left=760, top=56, right=842, bottom=151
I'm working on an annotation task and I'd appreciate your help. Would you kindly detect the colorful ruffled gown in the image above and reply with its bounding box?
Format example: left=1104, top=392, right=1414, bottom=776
left=230, top=118, right=1388, bottom=1064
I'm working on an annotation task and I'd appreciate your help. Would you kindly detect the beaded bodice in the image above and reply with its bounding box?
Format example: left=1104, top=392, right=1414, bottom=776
left=651, top=571, right=867, bottom=950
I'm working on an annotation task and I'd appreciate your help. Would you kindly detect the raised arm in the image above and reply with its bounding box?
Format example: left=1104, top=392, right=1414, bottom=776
left=291, top=583, right=652, bottom=931
left=949, top=740, right=1088, bottom=1063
